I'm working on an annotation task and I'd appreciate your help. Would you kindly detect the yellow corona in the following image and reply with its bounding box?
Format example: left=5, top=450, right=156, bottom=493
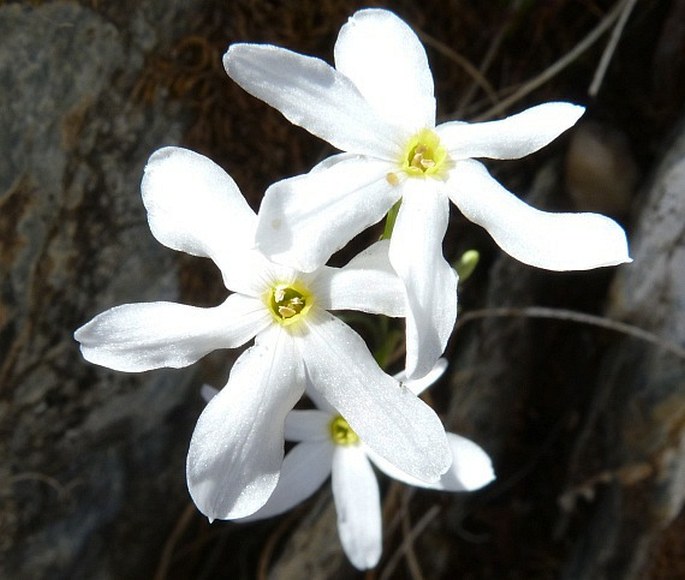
left=266, top=282, right=314, bottom=326
left=399, top=128, right=450, bottom=179
left=329, top=415, right=360, bottom=446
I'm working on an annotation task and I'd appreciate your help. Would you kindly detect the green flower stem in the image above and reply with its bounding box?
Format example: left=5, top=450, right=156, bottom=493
left=381, top=200, right=402, bottom=240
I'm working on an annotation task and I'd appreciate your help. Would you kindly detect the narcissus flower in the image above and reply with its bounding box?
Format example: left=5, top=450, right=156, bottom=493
left=74, top=146, right=450, bottom=520
left=205, top=359, right=494, bottom=570
left=224, top=8, right=631, bottom=379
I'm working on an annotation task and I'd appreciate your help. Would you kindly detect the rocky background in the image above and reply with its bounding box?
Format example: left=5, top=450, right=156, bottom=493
left=1, top=0, right=684, bottom=578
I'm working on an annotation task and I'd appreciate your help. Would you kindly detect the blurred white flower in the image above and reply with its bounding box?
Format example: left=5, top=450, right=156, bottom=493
left=224, top=7, right=631, bottom=379
left=74, top=146, right=450, bottom=521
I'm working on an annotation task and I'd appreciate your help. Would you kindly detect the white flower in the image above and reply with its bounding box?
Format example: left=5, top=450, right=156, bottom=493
left=74, top=146, right=451, bottom=520
left=206, top=359, right=494, bottom=570
left=223, top=8, right=631, bottom=379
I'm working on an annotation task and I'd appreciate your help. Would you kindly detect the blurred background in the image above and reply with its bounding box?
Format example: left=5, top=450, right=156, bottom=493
left=1, top=0, right=684, bottom=578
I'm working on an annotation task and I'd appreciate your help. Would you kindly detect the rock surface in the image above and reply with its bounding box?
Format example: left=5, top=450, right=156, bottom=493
left=559, top=119, right=685, bottom=580
left=0, top=2, right=204, bottom=578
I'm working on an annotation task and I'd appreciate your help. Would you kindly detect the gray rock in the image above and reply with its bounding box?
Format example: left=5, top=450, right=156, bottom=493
left=0, top=2, right=207, bottom=578
left=559, top=118, right=685, bottom=580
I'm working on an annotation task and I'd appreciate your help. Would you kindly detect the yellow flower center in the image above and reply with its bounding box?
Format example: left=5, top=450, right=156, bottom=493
left=267, top=282, right=313, bottom=326
left=398, top=128, right=450, bottom=180
left=329, top=415, right=359, bottom=446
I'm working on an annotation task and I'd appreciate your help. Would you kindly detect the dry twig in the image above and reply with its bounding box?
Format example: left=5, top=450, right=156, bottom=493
left=454, top=306, right=685, bottom=359
left=154, top=503, right=196, bottom=580
left=418, top=30, right=499, bottom=107
left=475, top=0, right=632, bottom=120
left=588, top=0, right=640, bottom=96
left=380, top=504, right=441, bottom=580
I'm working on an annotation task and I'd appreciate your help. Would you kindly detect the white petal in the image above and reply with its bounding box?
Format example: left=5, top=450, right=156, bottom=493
left=310, top=152, right=358, bottom=173
left=256, top=156, right=400, bottom=272
left=74, top=294, right=270, bottom=372
left=226, top=247, right=297, bottom=298
left=448, top=160, right=632, bottom=270
left=141, top=147, right=258, bottom=289
left=299, top=309, right=451, bottom=482
left=397, top=357, right=449, bottom=396
left=389, top=181, right=457, bottom=378
left=369, top=432, right=495, bottom=492
left=304, top=383, right=336, bottom=414
left=200, top=384, right=219, bottom=402
left=437, top=102, right=585, bottom=160
left=186, top=326, right=305, bottom=520
left=224, top=44, right=402, bottom=159
left=284, top=409, right=331, bottom=442
left=239, top=441, right=334, bottom=522
left=332, top=446, right=382, bottom=570
left=441, top=433, right=496, bottom=491
left=334, top=8, right=435, bottom=132
left=314, top=240, right=406, bottom=316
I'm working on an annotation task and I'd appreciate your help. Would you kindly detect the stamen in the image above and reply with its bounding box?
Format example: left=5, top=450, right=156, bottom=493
left=400, top=128, right=450, bottom=179
left=409, top=144, right=437, bottom=170
left=386, top=172, right=400, bottom=186
left=267, top=283, right=312, bottom=326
